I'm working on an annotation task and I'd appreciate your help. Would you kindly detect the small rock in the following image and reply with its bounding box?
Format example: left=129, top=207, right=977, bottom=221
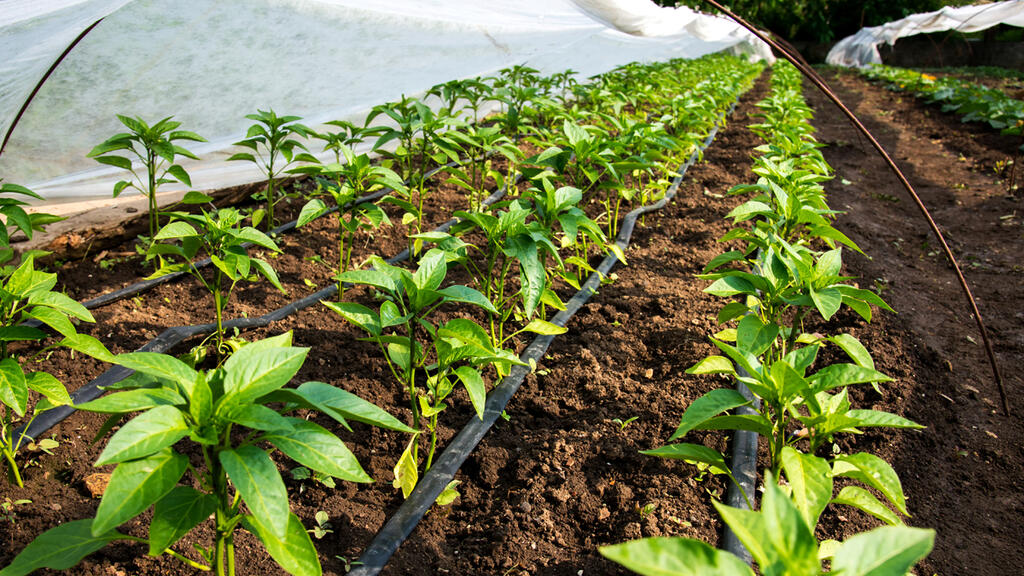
left=84, top=473, right=111, bottom=498
left=598, top=507, right=611, bottom=520
left=125, top=207, right=138, bottom=213
left=644, top=368, right=653, bottom=379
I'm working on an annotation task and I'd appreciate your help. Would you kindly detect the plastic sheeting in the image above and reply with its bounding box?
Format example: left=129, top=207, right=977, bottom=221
left=0, top=0, right=770, bottom=203
left=827, top=0, right=1024, bottom=68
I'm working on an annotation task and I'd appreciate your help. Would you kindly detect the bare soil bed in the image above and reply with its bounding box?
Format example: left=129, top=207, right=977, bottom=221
left=1, top=66, right=1022, bottom=576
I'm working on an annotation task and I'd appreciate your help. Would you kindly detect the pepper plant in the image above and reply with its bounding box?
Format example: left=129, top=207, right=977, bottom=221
left=1, top=332, right=410, bottom=576
left=88, top=115, right=206, bottom=250
left=601, top=473, right=934, bottom=576
left=227, top=110, right=317, bottom=232
left=293, top=146, right=402, bottom=295
left=147, top=207, right=285, bottom=357
left=324, top=249, right=523, bottom=494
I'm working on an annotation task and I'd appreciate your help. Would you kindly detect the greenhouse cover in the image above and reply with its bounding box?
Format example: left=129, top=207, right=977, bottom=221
left=0, top=0, right=770, bottom=207
left=827, top=0, right=1024, bottom=68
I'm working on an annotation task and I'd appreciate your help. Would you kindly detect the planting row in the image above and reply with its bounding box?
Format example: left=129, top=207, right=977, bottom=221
left=601, top=61, right=935, bottom=575
left=860, top=64, right=1024, bottom=147
left=1, top=53, right=763, bottom=576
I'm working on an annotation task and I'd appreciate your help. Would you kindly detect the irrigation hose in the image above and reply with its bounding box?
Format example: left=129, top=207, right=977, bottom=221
left=700, top=0, right=1009, bottom=416
left=348, top=107, right=737, bottom=576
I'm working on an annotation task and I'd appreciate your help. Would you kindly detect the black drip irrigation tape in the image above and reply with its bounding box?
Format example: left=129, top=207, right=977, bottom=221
left=722, top=376, right=759, bottom=564
left=13, top=172, right=517, bottom=446
left=348, top=106, right=735, bottom=576
left=21, top=161, right=465, bottom=331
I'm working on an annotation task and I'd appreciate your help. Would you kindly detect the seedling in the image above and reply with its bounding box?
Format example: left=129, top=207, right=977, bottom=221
left=88, top=116, right=206, bottom=250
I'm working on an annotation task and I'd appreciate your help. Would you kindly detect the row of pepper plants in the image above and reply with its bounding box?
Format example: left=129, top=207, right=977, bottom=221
left=601, top=61, right=937, bottom=575
left=859, top=63, right=1024, bottom=147
left=1, top=53, right=761, bottom=575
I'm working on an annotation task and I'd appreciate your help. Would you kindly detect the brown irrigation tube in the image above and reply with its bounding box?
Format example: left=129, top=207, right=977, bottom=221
left=702, top=0, right=1009, bottom=416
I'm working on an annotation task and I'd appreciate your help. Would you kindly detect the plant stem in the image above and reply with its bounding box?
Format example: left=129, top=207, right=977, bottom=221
left=147, top=149, right=158, bottom=244
left=2, top=444, right=23, bottom=488
left=165, top=548, right=211, bottom=571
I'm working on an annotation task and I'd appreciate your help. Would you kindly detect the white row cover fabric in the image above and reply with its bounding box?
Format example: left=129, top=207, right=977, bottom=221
left=0, top=0, right=771, bottom=203
left=827, top=0, right=1024, bottom=68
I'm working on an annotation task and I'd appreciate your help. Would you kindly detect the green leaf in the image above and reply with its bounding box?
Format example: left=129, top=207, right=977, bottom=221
left=599, top=537, right=753, bottom=576
left=641, top=443, right=730, bottom=475
left=811, top=364, right=892, bottom=391
left=113, top=352, right=198, bottom=396
left=165, top=164, right=192, bottom=187
left=846, top=409, right=923, bottom=430
left=833, top=453, right=908, bottom=516
left=244, top=512, right=322, bottom=576
left=780, top=447, right=832, bottom=528
left=93, top=155, right=133, bottom=170
left=0, top=358, right=28, bottom=416
left=221, top=345, right=308, bottom=406
left=25, top=371, right=71, bottom=407
left=154, top=221, right=199, bottom=240
left=685, top=355, right=735, bottom=376
left=322, top=301, right=381, bottom=337
left=832, top=486, right=903, bottom=526
left=148, top=486, right=218, bottom=556
left=236, top=227, right=280, bottom=251
left=717, top=302, right=750, bottom=324
left=455, top=366, right=487, bottom=419
left=28, top=291, right=93, bottom=322
left=669, top=389, right=749, bottom=441
left=297, top=199, right=328, bottom=228
left=61, top=333, right=116, bottom=363
left=690, top=414, right=772, bottom=437
left=412, top=248, right=448, bottom=293
left=223, top=403, right=295, bottom=432
left=179, top=191, right=213, bottom=204
left=24, top=307, right=75, bottom=339
left=220, top=445, right=289, bottom=539
left=95, top=405, right=188, bottom=465
left=393, top=436, right=419, bottom=499
left=736, top=315, right=779, bottom=357
left=263, top=418, right=371, bottom=483
left=705, top=275, right=756, bottom=297
left=809, top=286, right=842, bottom=320
left=336, top=269, right=397, bottom=292
left=93, top=450, right=187, bottom=535
left=0, top=326, right=47, bottom=342
left=437, top=284, right=499, bottom=315
left=520, top=319, right=567, bottom=336
left=0, top=519, right=124, bottom=576
left=832, top=526, right=934, bottom=576
left=75, top=388, right=184, bottom=413
left=295, top=382, right=414, bottom=433
left=828, top=334, right=874, bottom=369
left=436, top=479, right=461, bottom=506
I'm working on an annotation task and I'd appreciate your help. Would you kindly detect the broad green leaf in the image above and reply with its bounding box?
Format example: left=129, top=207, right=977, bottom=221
left=828, top=334, right=874, bottom=369
left=811, top=364, right=892, bottom=391
left=846, top=409, right=923, bottom=430
left=25, top=371, right=71, bottom=406
left=723, top=477, right=819, bottom=576
left=113, top=352, right=198, bottom=396
left=148, top=486, right=218, bottom=556
left=520, top=318, right=567, bottom=336
left=60, top=333, right=116, bottom=363
left=832, top=526, right=934, bottom=576
left=295, top=382, right=414, bottom=433
left=236, top=227, right=280, bottom=251
left=809, top=286, right=843, bottom=320
left=600, top=537, right=754, bottom=576
left=0, top=519, right=124, bottom=576
left=220, top=445, right=290, bottom=540
left=0, top=325, right=47, bottom=342
left=93, top=450, right=187, bottom=535
left=641, top=443, right=730, bottom=475
left=832, top=486, right=903, bottom=526
left=245, top=512, right=322, bottom=576
left=297, top=199, right=328, bottom=228
left=690, top=414, right=773, bottom=436
left=24, top=307, right=75, bottom=338
left=223, top=403, right=295, bottom=432
left=833, top=453, right=908, bottom=516
left=704, top=276, right=756, bottom=297
left=0, top=358, right=27, bottom=415
left=95, top=405, right=188, bottom=465
left=75, top=388, right=184, bottom=413
left=263, top=418, right=372, bottom=483
left=412, top=248, right=447, bottom=293
left=28, top=291, right=92, bottom=322
left=686, top=355, right=735, bottom=375
left=336, top=269, right=397, bottom=292
left=393, top=436, right=419, bottom=498
left=154, top=221, right=199, bottom=240
left=669, top=389, right=749, bottom=441
left=323, top=301, right=381, bottom=337
left=717, top=302, right=750, bottom=324
left=437, top=284, right=499, bottom=315
left=736, top=315, right=779, bottom=357
left=221, top=345, right=308, bottom=406
left=780, top=447, right=832, bottom=528
left=455, top=366, right=487, bottom=419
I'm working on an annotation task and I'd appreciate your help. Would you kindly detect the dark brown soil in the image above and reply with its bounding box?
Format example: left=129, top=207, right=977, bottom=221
left=1, top=65, right=1022, bottom=576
